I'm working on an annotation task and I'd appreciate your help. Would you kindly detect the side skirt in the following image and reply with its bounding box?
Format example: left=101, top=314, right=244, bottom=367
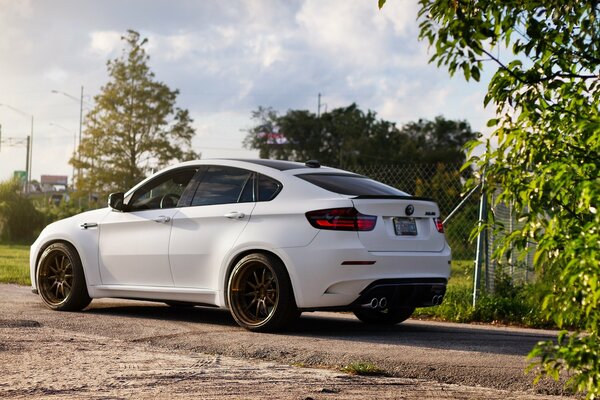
left=88, top=285, right=220, bottom=307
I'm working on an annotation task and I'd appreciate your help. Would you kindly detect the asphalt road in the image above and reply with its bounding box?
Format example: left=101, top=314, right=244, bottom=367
left=0, top=284, right=569, bottom=399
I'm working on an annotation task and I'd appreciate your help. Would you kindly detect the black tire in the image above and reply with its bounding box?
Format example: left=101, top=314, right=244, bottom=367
left=353, top=305, right=415, bottom=325
left=36, top=242, right=91, bottom=311
left=227, top=253, right=298, bottom=332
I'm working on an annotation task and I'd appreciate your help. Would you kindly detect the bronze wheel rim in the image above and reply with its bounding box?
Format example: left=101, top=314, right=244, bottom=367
left=230, top=262, right=279, bottom=327
left=38, top=250, right=73, bottom=306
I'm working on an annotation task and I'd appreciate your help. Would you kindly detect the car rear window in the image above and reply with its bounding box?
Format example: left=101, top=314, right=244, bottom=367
left=297, top=173, right=409, bottom=196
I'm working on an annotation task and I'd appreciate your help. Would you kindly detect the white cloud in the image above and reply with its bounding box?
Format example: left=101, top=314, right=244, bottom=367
left=43, top=67, right=69, bottom=83
left=165, top=33, right=193, bottom=61
left=0, top=0, right=34, bottom=19
left=0, top=0, right=493, bottom=182
left=88, top=30, right=122, bottom=57
left=249, top=34, right=284, bottom=67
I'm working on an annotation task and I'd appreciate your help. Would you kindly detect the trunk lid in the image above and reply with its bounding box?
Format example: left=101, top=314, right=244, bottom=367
left=351, top=196, right=446, bottom=252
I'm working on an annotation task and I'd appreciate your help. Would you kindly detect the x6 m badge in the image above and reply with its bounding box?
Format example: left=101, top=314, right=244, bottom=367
left=405, top=204, right=414, bottom=216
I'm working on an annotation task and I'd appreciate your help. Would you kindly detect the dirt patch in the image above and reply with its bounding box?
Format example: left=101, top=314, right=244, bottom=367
left=0, top=325, right=564, bottom=399
left=0, top=319, right=42, bottom=328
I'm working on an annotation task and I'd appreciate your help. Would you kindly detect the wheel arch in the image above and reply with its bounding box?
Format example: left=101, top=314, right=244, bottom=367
left=222, top=248, right=297, bottom=309
left=34, top=239, right=85, bottom=286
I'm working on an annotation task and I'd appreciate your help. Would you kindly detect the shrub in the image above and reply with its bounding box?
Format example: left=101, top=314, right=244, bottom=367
left=0, top=179, right=44, bottom=243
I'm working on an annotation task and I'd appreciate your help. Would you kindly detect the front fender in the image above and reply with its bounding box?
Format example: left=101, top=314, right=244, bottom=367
left=30, top=208, right=111, bottom=291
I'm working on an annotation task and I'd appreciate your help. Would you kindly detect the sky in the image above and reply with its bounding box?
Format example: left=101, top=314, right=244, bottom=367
left=0, top=0, right=494, bottom=184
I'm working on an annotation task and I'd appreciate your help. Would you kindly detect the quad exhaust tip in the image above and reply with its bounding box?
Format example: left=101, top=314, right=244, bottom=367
left=364, top=297, right=388, bottom=310
left=361, top=294, right=443, bottom=309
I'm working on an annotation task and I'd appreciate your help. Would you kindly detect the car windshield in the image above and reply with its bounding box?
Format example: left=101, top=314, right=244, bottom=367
left=297, top=173, right=409, bottom=196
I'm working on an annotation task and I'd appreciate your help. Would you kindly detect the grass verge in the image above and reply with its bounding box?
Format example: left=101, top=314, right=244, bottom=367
left=0, top=244, right=30, bottom=285
left=414, top=260, right=552, bottom=328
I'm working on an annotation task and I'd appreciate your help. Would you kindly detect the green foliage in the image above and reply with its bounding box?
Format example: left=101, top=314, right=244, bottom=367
left=0, top=244, right=30, bottom=285
left=0, top=179, right=44, bottom=244
left=415, top=264, right=551, bottom=328
left=243, top=105, right=478, bottom=168
left=35, top=200, right=85, bottom=225
left=398, top=0, right=600, bottom=395
left=73, top=30, right=198, bottom=196
left=341, top=362, right=386, bottom=376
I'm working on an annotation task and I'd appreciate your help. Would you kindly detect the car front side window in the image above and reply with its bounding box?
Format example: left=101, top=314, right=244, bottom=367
left=129, top=168, right=198, bottom=211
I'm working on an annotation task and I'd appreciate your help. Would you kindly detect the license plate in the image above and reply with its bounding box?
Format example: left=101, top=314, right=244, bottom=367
left=393, top=217, right=417, bottom=236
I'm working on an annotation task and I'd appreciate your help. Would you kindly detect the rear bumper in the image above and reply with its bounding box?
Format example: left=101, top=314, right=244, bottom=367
left=279, top=230, right=451, bottom=309
left=353, top=278, right=447, bottom=309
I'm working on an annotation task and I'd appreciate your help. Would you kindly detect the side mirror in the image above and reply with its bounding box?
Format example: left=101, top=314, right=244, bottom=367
left=108, top=192, right=126, bottom=211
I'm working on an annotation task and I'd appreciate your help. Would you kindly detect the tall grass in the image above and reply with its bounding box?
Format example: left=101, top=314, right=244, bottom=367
left=414, top=260, right=552, bottom=328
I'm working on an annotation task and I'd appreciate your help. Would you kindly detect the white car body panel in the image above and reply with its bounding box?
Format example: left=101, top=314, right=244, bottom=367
left=30, top=208, right=110, bottom=290
left=98, top=208, right=178, bottom=286
left=169, top=202, right=256, bottom=289
left=31, top=159, right=451, bottom=313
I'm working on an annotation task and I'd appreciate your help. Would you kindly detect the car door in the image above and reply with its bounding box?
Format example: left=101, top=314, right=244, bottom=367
left=98, top=167, right=198, bottom=287
left=168, top=165, right=257, bottom=289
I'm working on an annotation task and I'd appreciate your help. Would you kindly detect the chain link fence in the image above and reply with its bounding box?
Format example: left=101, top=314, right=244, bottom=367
left=344, top=163, right=478, bottom=261
left=485, top=192, right=537, bottom=291
left=344, top=164, right=538, bottom=297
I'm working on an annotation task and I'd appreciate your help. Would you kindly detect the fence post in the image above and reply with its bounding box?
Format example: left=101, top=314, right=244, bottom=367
left=472, top=172, right=487, bottom=307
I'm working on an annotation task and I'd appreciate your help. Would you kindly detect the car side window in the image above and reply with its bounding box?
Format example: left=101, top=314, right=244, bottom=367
left=129, top=168, right=197, bottom=211
left=257, top=174, right=282, bottom=201
left=191, top=166, right=253, bottom=206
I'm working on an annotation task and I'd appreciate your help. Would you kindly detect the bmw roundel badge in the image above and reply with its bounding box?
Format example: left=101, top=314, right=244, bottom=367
left=405, top=204, right=414, bottom=216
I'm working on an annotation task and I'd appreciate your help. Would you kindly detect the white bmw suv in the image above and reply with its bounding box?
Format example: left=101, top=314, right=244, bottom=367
left=31, top=159, right=451, bottom=331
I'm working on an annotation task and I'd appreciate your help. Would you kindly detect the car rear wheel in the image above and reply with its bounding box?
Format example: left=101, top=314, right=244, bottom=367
left=37, top=243, right=91, bottom=311
left=227, top=253, right=298, bottom=332
left=353, top=305, right=415, bottom=325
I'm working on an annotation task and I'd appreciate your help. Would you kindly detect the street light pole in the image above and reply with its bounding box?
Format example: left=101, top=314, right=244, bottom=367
left=51, top=86, right=87, bottom=190
left=29, top=115, right=34, bottom=187
left=49, top=122, right=77, bottom=188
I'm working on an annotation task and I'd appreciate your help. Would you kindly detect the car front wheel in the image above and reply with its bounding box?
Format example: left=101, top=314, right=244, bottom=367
left=37, top=242, right=91, bottom=311
left=227, top=253, right=298, bottom=332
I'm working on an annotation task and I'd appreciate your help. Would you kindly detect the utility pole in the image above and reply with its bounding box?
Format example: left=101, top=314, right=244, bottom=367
left=0, top=103, right=34, bottom=193
left=0, top=133, right=31, bottom=192
left=317, top=93, right=321, bottom=118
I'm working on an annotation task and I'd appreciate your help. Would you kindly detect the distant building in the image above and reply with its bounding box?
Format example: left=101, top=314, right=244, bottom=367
left=40, top=175, right=68, bottom=193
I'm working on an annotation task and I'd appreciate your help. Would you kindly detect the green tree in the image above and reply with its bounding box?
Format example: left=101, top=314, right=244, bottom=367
left=401, top=116, right=479, bottom=165
left=243, top=104, right=476, bottom=167
left=0, top=179, right=44, bottom=243
left=380, top=0, right=599, bottom=395
left=72, top=30, right=197, bottom=196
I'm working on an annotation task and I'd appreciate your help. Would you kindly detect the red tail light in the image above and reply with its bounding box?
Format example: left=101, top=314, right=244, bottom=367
left=306, top=208, right=377, bottom=231
left=434, top=218, right=444, bottom=233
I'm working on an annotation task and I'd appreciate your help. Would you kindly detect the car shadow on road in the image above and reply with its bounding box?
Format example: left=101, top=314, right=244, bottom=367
left=83, top=301, right=556, bottom=357
left=85, top=301, right=237, bottom=328
left=289, top=313, right=557, bottom=357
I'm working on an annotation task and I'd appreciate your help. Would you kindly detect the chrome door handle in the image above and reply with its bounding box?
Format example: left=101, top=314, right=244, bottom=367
left=80, top=222, right=98, bottom=229
left=152, top=216, right=171, bottom=223
left=224, top=211, right=245, bottom=219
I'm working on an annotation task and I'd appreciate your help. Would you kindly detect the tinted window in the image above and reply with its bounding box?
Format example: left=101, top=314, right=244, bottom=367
left=129, top=168, right=197, bottom=210
left=298, top=173, right=409, bottom=196
left=258, top=174, right=282, bottom=201
left=191, top=166, right=252, bottom=206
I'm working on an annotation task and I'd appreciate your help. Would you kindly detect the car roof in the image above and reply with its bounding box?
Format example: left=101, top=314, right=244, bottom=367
left=225, top=158, right=308, bottom=171
left=170, top=158, right=352, bottom=175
